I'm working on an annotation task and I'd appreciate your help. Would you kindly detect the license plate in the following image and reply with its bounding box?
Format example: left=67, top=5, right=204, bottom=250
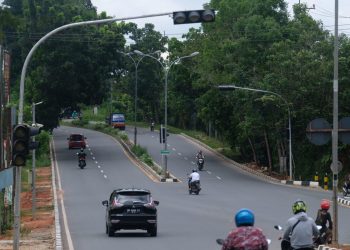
left=126, top=208, right=140, bottom=214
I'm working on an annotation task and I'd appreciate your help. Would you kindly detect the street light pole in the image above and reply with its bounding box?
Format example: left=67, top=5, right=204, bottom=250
left=218, top=85, right=293, bottom=180
left=118, top=50, right=161, bottom=145
left=31, top=101, right=43, bottom=219
left=134, top=50, right=199, bottom=177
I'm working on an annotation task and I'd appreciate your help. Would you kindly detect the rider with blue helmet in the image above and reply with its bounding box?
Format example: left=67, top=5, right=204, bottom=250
left=221, top=208, right=268, bottom=250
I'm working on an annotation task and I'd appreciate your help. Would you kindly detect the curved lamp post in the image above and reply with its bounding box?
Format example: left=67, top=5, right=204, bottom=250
left=31, top=101, right=43, bottom=219
left=134, top=50, right=199, bottom=177
left=218, top=85, right=293, bottom=180
left=118, top=50, right=161, bottom=145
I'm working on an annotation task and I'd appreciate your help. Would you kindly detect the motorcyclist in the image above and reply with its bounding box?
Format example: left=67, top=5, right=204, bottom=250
left=315, top=199, right=332, bottom=244
left=345, top=173, right=350, bottom=192
left=220, top=208, right=268, bottom=250
left=188, top=169, right=200, bottom=189
left=283, top=200, right=319, bottom=250
left=77, top=148, right=86, bottom=160
left=196, top=150, right=204, bottom=160
left=150, top=119, right=155, bottom=131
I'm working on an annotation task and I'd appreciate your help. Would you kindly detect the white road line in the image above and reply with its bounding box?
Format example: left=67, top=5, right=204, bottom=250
left=167, top=144, right=170, bottom=147
left=103, top=175, right=107, bottom=179
left=51, top=140, right=74, bottom=250
left=151, top=135, right=154, bottom=138
left=184, top=157, right=188, bottom=160
left=97, top=165, right=101, bottom=168
left=178, top=152, right=182, bottom=156
left=191, top=161, right=195, bottom=165
left=95, top=161, right=98, bottom=164
left=101, top=170, right=104, bottom=173
left=172, top=148, right=176, bottom=151
left=216, top=176, right=222, bottom=180
left=92, top=157, right=95, bottom=160
left=207, top=171, right=212, bottom=174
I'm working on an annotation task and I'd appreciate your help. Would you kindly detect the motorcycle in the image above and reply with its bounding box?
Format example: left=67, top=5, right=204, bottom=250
left=77, top=153, right=86, bottom=169
left=216, top=237, right=271, bottom=248
left=197, top=157, right=204, bottom=171
left=343, top=182, right=350, bottom=197
left=188, top=180, right=201, bottom=195
left=274, top=224, right=322, bottom=249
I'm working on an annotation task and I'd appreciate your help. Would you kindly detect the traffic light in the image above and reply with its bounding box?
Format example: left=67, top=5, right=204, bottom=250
left=12, top=124, right=42, bottom=166
left=173, top=9, right=215, bottom=25
left=12, top=125, right=29, bottom=166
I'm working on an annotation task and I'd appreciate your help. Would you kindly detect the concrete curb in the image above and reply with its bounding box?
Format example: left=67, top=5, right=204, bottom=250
left=281, top=180, right=319, bottom=188
left=117, top=137, right=179, bottom=183
left=317, top=245, right=342, bottom=250
left=337, top=197, right=350, bottom=207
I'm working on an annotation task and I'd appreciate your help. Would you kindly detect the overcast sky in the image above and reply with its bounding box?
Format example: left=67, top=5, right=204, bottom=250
left=90, top=0, right=350, bottom=40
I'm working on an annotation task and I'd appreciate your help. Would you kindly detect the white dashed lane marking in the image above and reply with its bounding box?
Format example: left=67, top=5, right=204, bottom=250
left=184, top=157, right=188, bottom=160
left=178, top=153, right=182, bottom=156
left=191, top=161, right=196, bottom=165
left=103, top=175, right=107, bottom=179
left=207, top=171, right=212, bottom=174
left=172, top=148, right=176, bottom=151
left=216, top=176, right=222, bottom=180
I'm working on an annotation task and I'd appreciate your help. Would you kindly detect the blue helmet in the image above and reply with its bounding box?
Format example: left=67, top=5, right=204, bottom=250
left=235, top=209, right=255, bottom=227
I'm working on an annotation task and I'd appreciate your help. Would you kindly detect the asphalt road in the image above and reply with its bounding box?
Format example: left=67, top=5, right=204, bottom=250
left=126, top=126, right=350, bottom=247
left=53, top=125, right=350, bottom=250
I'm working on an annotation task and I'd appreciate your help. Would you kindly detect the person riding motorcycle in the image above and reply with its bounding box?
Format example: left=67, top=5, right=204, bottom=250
left=283, top=200, right=319, bottom=250
left=220, top=208, right=268, bottom=250
left=315, top=199, right=332, bottom=244
left=77, top=148, right=86, bottom=157
left=344, top=173, right=350, bottom=195
left=77, top=148, right=86, bottom=163
left=196, top=150, right=204, bottom=160
left=188, top=169, right=200, bottom=189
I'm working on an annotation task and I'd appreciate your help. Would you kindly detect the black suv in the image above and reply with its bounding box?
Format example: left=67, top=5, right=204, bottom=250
left=102, top=188, right=159, bottom=237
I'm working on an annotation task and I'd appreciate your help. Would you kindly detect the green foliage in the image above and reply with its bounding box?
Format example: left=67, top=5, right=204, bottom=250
left=131, top=145, right=154, bottom=167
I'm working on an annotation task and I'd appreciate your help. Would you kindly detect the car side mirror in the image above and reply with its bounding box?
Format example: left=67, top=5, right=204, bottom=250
left=102, top=200, right=108, bottom=206
left=216, top=239, right=225, bottom=245
left=153, top=200, right=159, bottom=206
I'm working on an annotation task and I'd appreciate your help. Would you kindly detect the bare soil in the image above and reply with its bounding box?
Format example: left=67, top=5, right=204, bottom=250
left=0, top=166, right=55, bottom=249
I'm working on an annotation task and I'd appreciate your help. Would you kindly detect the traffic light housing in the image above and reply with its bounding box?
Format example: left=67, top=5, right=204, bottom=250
left=12, top=124, right=42, bottom=166
left=12, top=125, right=29, bottom=166
left=173, top=9, right=215, bottom=25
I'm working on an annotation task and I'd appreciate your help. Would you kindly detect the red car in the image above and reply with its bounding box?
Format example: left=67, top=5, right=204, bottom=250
left=67, top=134, right=86, bottom=149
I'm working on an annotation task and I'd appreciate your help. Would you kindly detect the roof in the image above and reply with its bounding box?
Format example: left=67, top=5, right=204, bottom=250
left=113, top=188, right=151, bottom=194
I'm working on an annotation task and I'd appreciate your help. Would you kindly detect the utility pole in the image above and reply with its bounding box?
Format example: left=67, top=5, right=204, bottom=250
left=332, top=0, right=339, bottom=244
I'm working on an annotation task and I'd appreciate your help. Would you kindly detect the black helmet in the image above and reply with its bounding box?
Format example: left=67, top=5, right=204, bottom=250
left=80, top=148, right=84, bottom=152
left=192, top=169, right=197, bottom=173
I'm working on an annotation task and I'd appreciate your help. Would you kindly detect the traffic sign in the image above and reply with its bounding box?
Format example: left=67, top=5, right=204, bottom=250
left=330, top=161, right=343, bottom=174
left=306, top=118, right=331, bottom=145
left=160, top=150, right=170, bottom=155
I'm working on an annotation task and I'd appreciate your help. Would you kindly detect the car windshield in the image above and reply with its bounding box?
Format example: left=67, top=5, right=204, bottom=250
left=70, top=135, right=83, bottom=141
left=116, top=193, right=150, bottom=204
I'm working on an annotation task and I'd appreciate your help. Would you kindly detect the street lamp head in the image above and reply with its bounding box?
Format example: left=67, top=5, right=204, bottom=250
left=217, top=85, right=236, bottom=91
left=134, top=50, right=144, bottom=56
left=34, top=101, right=44, bottom=106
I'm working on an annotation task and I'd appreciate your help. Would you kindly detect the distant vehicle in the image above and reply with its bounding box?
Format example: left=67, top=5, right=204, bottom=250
left=110, top=113, right=125, bottom=130
left=67, top=134, right=86, bottom=149
left=102, top=188, right=159, bottom=237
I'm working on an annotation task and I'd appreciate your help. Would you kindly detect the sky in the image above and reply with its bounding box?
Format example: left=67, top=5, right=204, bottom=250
left=90, top=0, right=350, bottom=41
